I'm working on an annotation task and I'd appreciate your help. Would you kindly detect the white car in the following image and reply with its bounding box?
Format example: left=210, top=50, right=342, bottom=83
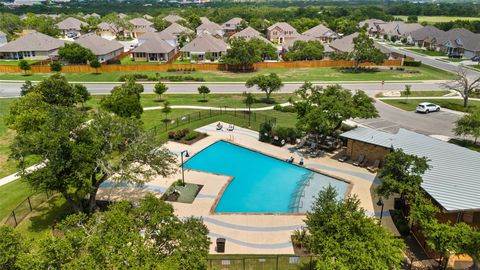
left=416, top=102, right=441, bottom=113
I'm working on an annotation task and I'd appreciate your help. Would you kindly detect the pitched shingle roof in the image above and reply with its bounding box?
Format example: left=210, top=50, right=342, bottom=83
left=138, top=31, right=176, bottom=43
left=75, top=33, right=123, bottom=55
left=437, top=28, right=480, bottom=52
left=56, top=17, right=88, bottom=31
left=329, top=32, right=359, bottom=53
left=222, top=17, right=242, bottom=30
left=163, top=15, right=185, bottom=23
left=380, top=21, right=423, bottom=37
left=197, top=22, right=223, bottom=36
left=231, top=26, right=272, bottom=44
left=409, top=26, right=446, bottom=42
left=282, top=34, right=316, bottom=50
left=341, top=127, right=480, bottom=212
left=160, top=22, right=193, bottom=36
left=133, top=36, right=175, bottom=54
left=200, top=17, right=211, bottom=24
left=97, top=22, right=119, bottom=32
left=267, top=22, right=297, bottom=33
left=358, top=19, right=385, bottom=29
left=0, top=32, right=65, bottom=52
left=180, top=34, right=227, bottom=53
left=129, top=18, right=153, bottom=26
left=302, top=24, right=337, bottom=39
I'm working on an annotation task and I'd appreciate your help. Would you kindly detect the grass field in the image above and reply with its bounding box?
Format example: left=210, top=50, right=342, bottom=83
left=380, top=98, right=480, bottom=112
left=406, top=48, right=446, bottom=57
left=0, top=60, right=40, bottom=66
left=0, top=65, right=455, bottom=82
left=396, top=15, right=480, bottom=23
left=120, top=57, right=163, bottom=65
left=376, top=90, right=450, bottom=98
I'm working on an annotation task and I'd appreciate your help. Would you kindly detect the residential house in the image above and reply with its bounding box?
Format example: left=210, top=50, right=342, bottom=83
left=180, top=34, right=227, bottom=61
left=0, top=31, right=7, bottom=47
left=222, top=17, right=243, bottom=36
left=118, top=13, right=128, bottom=19
left=231, top=26, right=272, bottom=44
left=0, top=32, right=65, bottom=60
left=341, top=127, right=480, bottom=266
left=137, top=31, right=178, bottom=48
left=163, top=14, right=185, bottom=23
left=328, top=32, right=398, bottom=59
left=56, top=17, right=88, bottom=38
left=143, top=14, right=153, bottom=20
left=127, top=18, right=156, bottom=38
left=84, top=13, right=101, bottom=20
left=407, top=26, right=446, bottom=48
left=74, top=33, right=124, bottom=62
left=160, top=22, right=194, bottom=39
left=132, top=36, right=176, bottom=62
left=358, top=19, right=385, bottom=37
left=379, top=21, right=423, bottom=40
left=266, top=22, right=298, bottom=44
left=302, top=24, right=338, bottom=43
left=200, top=17, right=211, bottom=24
left=436, top=28, right=480, bottom=58
left=281, top=34, right=316, bottom=52
left=97, top=22, right=119, bottom=40
left=196, top=21, right=224, bottom=38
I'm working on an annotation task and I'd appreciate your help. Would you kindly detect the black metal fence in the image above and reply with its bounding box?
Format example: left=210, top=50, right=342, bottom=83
left=208, top=255, right=319, bottom=270
left=150, top=108, right=277, bottom=136
left=4, top=192, right=53, bottom=227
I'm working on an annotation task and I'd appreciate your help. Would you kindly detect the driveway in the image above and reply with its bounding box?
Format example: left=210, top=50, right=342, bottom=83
left=353, top=100, right=460, bottom=137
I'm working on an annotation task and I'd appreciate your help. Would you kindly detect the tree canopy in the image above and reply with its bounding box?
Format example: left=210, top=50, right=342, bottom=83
left=245, top=73, right=283, bottom=102
left=352, top=31, right=384, bottom=69
left=294, top=83, right=378, bottom=135
left=304, top=186, right=405, bottom=270
left=454, top=109, right=480, bottom=143
left=284, top=40, right=324, bottom=61
left=153, top=16, right=172, bottom=31
left=58, top=43, right=96, bottom=64
left=222, top=37, right=277, bottom=68
left=100, top=78, right=144, bottom=118
left=23, top=14, right=61, bottom=37
left=2, top=195, right=210, bottom=270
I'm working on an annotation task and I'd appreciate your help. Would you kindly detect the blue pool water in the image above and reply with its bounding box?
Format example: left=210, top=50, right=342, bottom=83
left=183, top=141, right=349, bottom=213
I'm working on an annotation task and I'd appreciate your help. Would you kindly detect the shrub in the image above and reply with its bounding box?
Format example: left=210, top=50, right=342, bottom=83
left=396, top=67, right=405, bottom=71
left=118, top=73, right=149, bottom=81
left=272, top=126, right=298, bottom=145
left=274, top=104, right=296, bottom=113
left=184, top=131, right=199, bottom=141
left=403, top=59, right=422, bottom=67
left=259, top=122, right=273, bottom=142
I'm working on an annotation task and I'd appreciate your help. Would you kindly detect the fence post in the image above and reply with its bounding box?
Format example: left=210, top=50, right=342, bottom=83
left=310, top=256, right=313, bottom=270
left=276, top=256, right=279, bottom=270
left=27, top=197, right=32, bottom=211
left=11, top=211, right=17, bottom=227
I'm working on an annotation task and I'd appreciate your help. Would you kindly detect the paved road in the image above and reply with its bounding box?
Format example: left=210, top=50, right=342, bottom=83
left=0, top=81, right=444, bottom=98
left=386, top=46, right=480, bottom=78
left=355, top=100, right=460, bottom=137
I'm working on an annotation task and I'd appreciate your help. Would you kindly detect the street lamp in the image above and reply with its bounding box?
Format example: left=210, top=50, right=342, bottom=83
left=180, top=150, right=190, bottom=186
left=377, top=197, right=384, bottom=225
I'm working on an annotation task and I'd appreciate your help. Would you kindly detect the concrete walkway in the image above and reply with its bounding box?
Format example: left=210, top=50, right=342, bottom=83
left=0, top=163, right=45, bottom=187
left=144, top=102, right=291, bottom=112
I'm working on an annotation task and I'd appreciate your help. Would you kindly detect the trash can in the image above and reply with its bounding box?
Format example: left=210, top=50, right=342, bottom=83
left=216, top=238, right=226, bottom=253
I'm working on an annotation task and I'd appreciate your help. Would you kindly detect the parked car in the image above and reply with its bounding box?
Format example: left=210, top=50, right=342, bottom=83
left=471, top=56, right=480, bottom=62
left=416, top=102, right=441, bottom=113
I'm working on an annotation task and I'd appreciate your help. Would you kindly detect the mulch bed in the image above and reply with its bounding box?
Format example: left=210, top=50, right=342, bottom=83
left=170, top=132, right=208, bottom=145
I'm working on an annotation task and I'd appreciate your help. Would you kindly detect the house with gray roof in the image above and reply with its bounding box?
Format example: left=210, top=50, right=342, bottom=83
left=84, top=13, right=100, bottom=20
left=56, top=17, right=88, bottom=38
left=132, top=36, right=176, bottom=62
left=231, top=26, right=273, bottom=45
left=222, top=17, right=243, bottom=36
left=407, top=26, right=446, bottom=48
left=200, top=17, right=211, bottom=24
left=358, top=19, right=386, bottom=37
left=196, top=21, right=224, bottom=38
left=180, top=34, right=227, bottom=61
left=160, top=22, right=193, bottom=38
left=97, top=22, right=119, bottom=40
left=127, top=18, right=156, bottom=38
left=266, top=22, right=299, bottom=44
left=0, top=32, right=65, bottom=60
left=137, top=31, right=177, bottom=48
left=302, top=24, right=338, bottom=43
left=0, top=31, right=7, bottom=47
left=341, top=126, right=480, bottom=227
left=328, top=32, right=398, bottom=59
left=378, top=21, right=423, bottom=40
left=163, top=15, right=185, bottom=23
left=436, top=28, right=480, bottom=58
left=281, top=34, right=316, bottom=52
left=74, top=34, right=123, bottom=62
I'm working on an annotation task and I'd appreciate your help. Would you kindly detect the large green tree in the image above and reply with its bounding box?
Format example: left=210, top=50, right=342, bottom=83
left=0, top=13, right=23, bottom=40
left=453, top=109, right=480, bottom=143
left=305, top=186, right=405, bottom=269
left=352, top=31, right=384, bottom=70
left=153, top=16, right=172, bottom=31
left=7, top=195, right=210, bottom=269
left=100, top=78, right=144, bottom=118
left=58, top=43, right=96, bottom=64
left=284, top=40, right=324, bottom=61
left=222, top=37, right=277, bottom=69
left=375, top=149, right=430, bottom=199
left=294, top=83, right=378, bottom=135
left=0, top=226, right=25, bottom=270
left=245, top=73, right=283, bottom=102
left=23, top=14, right=61, bottom=37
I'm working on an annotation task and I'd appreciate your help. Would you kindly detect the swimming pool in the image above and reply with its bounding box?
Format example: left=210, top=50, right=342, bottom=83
left=183, top=141, right=350, bottom=213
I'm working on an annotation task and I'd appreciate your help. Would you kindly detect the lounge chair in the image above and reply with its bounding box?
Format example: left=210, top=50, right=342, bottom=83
left=367, top=160, right=381, bottom=173
left=338, top=154, right=349, bottom=162
left=352, top=155, right=365, bottom=166
left=216, top=122, right=223, bottom=130
left=294, top=137, right=307, bottom=149
left=227, top=124, right=234, bottom=131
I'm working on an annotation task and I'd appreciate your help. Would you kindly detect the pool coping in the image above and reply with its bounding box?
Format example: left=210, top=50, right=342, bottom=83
left=183, top=139, right=353, bottom=216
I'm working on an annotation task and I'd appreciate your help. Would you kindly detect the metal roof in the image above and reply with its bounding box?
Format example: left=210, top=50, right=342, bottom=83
left=341, top=127, right=480, bottom=212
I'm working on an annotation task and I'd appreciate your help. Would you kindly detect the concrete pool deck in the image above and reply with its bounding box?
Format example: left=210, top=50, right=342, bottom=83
left=97, top=122, right=399, bottom=254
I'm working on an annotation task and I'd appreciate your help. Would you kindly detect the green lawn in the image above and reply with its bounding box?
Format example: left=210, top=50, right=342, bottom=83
left=0, top=60, right=40, bottom=66
left=0, top=65, right=454, bottom=82
left=441, top=58, right=465, bottom=62
left=173, top=59, right=192, bottom=64
left=0, top=179, right=35, bottom=221
left=450, top=138, right=480, bottom=152
left=120, top=57, right=160, bottom=65
left=406, top=48, right=446, bottom=57
left=380, top=98, right=480, bottom=112
left=396, top=15, right=480, bottom=23
left=469, top=65, right=480, bottom=70
left=376, top=90, right=450, bottom=98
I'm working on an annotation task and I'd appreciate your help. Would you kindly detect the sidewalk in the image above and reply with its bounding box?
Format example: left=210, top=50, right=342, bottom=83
left=0, top=163, right=45, bottom=187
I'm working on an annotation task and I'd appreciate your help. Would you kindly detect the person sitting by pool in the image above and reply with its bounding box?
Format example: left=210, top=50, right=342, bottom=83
left=299, top=158, right=304, bottom=166
left=287, top=156, right=294, bottom=163
left=216, top=122, right=223, bottom=130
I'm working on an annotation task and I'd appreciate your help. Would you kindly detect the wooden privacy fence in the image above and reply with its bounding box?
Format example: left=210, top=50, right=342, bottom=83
left=0, top=59, right=403, bottom=74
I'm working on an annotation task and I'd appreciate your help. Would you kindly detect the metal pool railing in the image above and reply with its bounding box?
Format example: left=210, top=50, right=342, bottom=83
left=288, top=172, right=314, bottom=213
